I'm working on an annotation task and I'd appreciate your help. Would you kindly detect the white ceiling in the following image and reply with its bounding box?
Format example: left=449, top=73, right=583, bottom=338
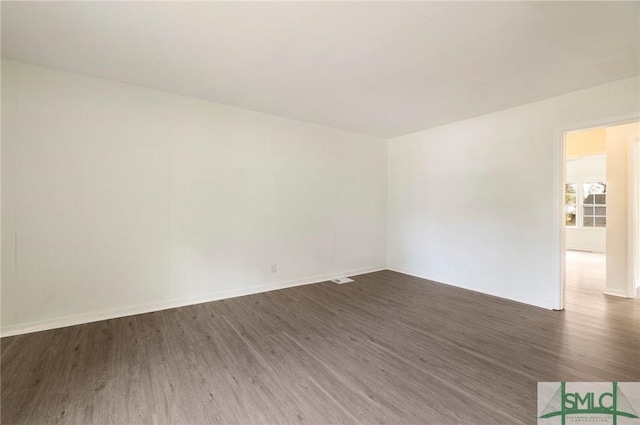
left=2, top=2, right=639, bottom=138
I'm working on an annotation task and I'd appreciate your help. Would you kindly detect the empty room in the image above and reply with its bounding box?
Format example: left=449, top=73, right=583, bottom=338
left=1, top=2, right=639, bottom=425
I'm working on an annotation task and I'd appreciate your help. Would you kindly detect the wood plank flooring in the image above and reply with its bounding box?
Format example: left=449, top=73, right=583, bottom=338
left=2, top=267, right=639, bottom=424
left=565, top=250, right=607, bottom=305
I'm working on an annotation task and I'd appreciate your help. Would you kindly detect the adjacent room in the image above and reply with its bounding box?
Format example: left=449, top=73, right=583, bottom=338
left=2, top=2, right=639, bottom=424
left=564, top=122, right=640, bottom=310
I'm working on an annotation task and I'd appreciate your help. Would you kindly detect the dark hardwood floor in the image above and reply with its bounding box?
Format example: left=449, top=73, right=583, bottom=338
left=2, top=266, right=639, bottom=424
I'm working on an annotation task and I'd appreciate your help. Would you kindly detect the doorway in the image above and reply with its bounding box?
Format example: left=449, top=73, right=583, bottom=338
left=564, top=128, right=607, bottom=307
left=557, top=118, right=640, bottom=310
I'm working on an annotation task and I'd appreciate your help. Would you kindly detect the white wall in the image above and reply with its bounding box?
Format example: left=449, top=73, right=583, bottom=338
left=605, top=122, right=640, bottom=296
left=566, top=156, right=606, bottom=252
left=1, top=60, right=387, bottom=335
left=387, top=76, right=639, bottom=309
left=2, top=61, right=638, bottom=334
left=566, top=155, right=606, bottom=179
left=566, top=227, right=606, bottom=253
left=635, top=136, right=640, bottom=293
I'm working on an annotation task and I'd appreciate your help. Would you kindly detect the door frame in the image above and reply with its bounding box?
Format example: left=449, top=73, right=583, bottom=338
left=629, top=136, right=640, bottom=298
left=554, top=112, right=640, bottom=310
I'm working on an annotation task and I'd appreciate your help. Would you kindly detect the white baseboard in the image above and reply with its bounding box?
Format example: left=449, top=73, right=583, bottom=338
left=387, top=266, right=555, bottom=310
left=0, top=265, right=385, bottom=337
left=566, top=246, right=606, bottom=253
left=602, top=288, right=628, bottom=298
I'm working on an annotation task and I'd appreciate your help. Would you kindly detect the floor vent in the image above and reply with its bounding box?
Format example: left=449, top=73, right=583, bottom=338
left=332, top=277, right=354, bottom=284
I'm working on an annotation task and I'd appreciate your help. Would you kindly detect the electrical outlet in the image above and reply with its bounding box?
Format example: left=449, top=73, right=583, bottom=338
left=271, top=264, right=277, bottom=273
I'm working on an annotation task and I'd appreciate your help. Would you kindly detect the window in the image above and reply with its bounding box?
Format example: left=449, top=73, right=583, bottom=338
left=565, top=181, right=606, bottom=228
left=582, top=182, right=606, bottom=227
left=565, top=183, right=577, bottom=226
